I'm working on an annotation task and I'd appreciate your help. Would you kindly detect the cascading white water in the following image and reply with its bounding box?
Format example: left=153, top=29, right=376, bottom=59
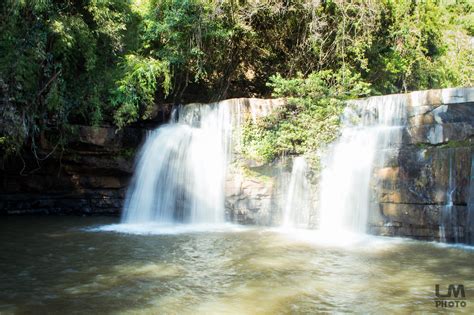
left=318, top=95, right=407, bottom=234
left=282, top=156, right=311, bottom=229
left=121, top=98, right=283, bottom=226
left=439, top=150, right=458, bottom=242
left=122, top=102, right=238, bottom=225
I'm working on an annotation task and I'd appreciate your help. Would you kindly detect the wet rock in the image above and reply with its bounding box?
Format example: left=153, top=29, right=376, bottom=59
left=368, top=87, right=474, bottom=242
left=224, top=171, right=278, bottom=226
left=407, top=122, right=474, bottom=145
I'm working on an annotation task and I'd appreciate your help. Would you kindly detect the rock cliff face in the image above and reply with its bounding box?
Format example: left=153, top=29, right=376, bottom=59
left=225, top=163, right=285, bottom=226
left=0, top=126, right=142, bottom=215
left=368, top=88, right=474, bottom=242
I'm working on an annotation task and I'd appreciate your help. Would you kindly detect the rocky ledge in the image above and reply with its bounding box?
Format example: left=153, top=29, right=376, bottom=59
left=0, top=125, right=143, bottom=215
left=0, top=103, right=173, bottom=215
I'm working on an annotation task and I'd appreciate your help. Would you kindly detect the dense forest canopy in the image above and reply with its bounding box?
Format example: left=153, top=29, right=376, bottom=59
left=1, top=0, right=473, bottom=160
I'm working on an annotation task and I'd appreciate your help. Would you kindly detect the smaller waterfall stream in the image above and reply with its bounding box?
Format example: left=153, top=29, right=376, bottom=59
left=282, top=157, right=311, bottom=229
left=467, top=155, right=474, bottom=244
left=439, top=151, right=459, bottom=242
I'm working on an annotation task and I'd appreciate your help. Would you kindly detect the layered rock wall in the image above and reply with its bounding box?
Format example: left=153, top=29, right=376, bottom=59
left=368, top=88, right=474, bottom=242
left=0, top=126, right=144, bottom=215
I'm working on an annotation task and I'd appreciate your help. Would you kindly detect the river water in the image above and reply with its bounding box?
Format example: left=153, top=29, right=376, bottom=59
left=1, top=216, right=473, bottom=314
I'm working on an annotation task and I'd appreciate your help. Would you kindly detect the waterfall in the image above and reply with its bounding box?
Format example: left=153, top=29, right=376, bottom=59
left=318, top=95, right=407, bottom=234
left=439, top=150, right=459, bottom=242
left=282, top=156, right=311, bottom=229
left=120, top=98, right=283, bottom=226
left=122, top=102, right=238, bottom=225
left=467, top=155, right=474, bottom=244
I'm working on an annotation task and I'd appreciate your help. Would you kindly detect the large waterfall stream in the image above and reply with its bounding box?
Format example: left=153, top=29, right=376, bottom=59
left=122, top=103, right=236, bottom=225
left=120, top=99, right=282, bottom=228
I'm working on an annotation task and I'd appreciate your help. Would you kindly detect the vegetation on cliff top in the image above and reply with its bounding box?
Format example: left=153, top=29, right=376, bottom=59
left=241, top=69, right=371, bottom=165
left=1, top=0, right=473, bottom=161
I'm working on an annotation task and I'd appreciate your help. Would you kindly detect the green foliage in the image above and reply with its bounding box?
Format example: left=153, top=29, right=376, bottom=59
left=366, top=0, right=473, bottom=93
left=112, top=55, right=171, bottom=128
left=446, top=0, right=474, bottom=36
left=1, top=0, right=473, bottom=160
left=241, top=69, right=371, bottom=164
left=119, top=147, right=138, bottom=160
left=432, top=1, right=474, bottom=88
left=0, top=0, right=133, bottom=158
